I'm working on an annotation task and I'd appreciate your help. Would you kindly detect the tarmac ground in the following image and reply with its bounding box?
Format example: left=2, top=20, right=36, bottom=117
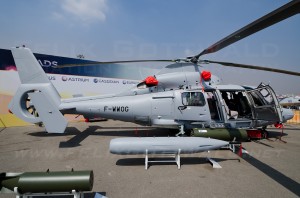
left=0, top=120, right=299, bottom=198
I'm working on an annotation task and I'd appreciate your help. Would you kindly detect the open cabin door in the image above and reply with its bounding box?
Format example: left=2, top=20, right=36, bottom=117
left=246, top=84, right=282, bottom=123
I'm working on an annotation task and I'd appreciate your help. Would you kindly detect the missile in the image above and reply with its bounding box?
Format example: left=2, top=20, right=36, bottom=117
left=191, top=128, right=249, bottom=142
left=110, top=137, right=228, bottom=155
left=0, top=170, right=93, bottom=194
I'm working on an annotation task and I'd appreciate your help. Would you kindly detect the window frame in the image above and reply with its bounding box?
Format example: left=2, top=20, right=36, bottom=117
left=181, top=91, right=206, bottom=107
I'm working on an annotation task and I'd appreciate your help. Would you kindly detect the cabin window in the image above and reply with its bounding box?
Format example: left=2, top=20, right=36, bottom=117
left=221, top=91, right=252, bottom=118
left=182, top=92, right=205, bottom=106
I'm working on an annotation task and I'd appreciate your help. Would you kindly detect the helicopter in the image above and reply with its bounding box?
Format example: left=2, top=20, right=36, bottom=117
left=8, top=0, right=300, bottom=136
left=280, top=96, right=300, bottom=109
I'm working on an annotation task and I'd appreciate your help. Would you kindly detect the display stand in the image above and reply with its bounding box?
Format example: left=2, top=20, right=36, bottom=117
left=14, top=187, right=84, bottom=198
left=145, top=149, right=181, bottom=170
left=206, top=157, right=222, bottom=168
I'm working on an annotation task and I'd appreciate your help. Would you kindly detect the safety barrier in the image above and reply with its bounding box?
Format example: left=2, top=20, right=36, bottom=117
left=287, top=110, right=300, bottom=124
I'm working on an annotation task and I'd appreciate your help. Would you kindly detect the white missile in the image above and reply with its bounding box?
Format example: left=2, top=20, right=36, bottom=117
left=110, top=137, right=228, bottom=155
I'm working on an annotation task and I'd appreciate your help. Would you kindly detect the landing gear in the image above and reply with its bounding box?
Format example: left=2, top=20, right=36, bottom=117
left=175, top=125, right=191, bottom=137
left=262, top=126, right=267, bottom=131
left=176, top=125, right=185, bottom=137
left=262, top=130, right=269, bottom=139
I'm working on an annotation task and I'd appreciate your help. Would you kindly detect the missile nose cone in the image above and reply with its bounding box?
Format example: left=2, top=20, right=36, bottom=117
left=215, top=139, right=229, bottom=147
left=206, top=138, right=228, bottom=150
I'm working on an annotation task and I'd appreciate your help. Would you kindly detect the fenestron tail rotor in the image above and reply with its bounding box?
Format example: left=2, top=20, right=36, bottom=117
left=25, top=93, right=39, bottom=117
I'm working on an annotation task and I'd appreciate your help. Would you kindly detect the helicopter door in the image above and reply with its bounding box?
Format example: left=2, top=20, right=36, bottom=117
left=151, top=93, right=175, bottom=120
left=246, top=84, right=283, bottom=123
left=177, top=91, right=210, bottom=121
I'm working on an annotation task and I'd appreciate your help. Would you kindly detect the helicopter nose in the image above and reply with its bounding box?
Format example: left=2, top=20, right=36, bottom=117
left=282, top=108, right=294, bottom=122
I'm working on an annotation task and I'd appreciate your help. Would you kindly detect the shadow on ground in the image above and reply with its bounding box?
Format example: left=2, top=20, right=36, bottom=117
left=27, top=126, right=174, bottom=148
left=238, top=150, right=300, bottom=196
left=29, top=192, right=106, bottom=198
left=116, top=157, right=239, bottom=168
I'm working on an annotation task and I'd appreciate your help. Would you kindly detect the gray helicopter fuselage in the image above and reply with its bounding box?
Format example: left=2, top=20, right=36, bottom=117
left=59, top=80, right=292, bottom=131
left=60, top=88, right=211, bottom=128
left=59, top=68, right=222, bottom=129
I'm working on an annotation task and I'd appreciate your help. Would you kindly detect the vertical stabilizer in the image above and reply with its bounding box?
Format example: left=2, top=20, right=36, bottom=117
left=11, top=47, right=50, bottom=84
left=8, top=47, right=67, bottom=133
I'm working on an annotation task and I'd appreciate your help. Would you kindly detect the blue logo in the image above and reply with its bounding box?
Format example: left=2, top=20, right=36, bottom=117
left=62, top=76, right=67, bottom=81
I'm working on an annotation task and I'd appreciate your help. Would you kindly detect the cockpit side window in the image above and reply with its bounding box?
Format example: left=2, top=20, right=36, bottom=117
left=182, top=92, right=206, bottom=106
left=249, top=90, right=271, bottom=106
left=259, top=88, right=275, bottom=105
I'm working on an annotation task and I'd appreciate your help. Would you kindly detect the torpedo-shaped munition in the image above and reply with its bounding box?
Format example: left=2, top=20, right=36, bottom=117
left=110, top=137, right=228, bottom=155
left=0, top=170, right=93, bottom=194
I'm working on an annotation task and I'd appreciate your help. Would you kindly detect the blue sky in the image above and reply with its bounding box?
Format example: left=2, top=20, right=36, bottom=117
left=0, top=0, right=299, bottom=94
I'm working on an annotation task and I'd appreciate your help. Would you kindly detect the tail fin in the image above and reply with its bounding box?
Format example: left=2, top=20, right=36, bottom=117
left=8, top=47, right=67, bottom=133
left=12, top=47, right=50, bottom=84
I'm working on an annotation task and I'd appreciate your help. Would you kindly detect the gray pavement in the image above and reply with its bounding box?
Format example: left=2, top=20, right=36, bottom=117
left=0, top=121, right=299, bottom=198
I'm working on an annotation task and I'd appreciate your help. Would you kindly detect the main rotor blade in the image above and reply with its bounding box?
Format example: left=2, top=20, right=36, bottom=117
left=204, top=60, right=300, bottom=76
left=190, top=0, right=300, bottom=62
left=55, top=59, right=177, bottom=68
